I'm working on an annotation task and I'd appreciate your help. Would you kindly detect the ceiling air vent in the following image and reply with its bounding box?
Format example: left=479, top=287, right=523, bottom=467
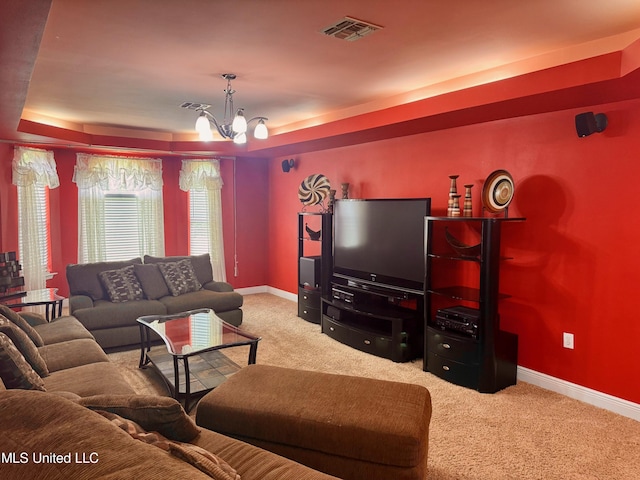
left=322, top=16, right=382, bottom=41
left=180, top=102, right=211, bottom=111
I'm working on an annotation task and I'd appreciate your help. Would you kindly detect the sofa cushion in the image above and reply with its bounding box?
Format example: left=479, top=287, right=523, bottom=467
left=134, top=263, right=171, bottom=299
left=34, top=316, right=95, bottom=345
left=79, top=394, right=201, bottom=442
left=67, top=258, right=142, bottom=301
left=0, top=304, right=44, bottom=346
left=145, top=253, right=214, bottom=285
left=38, top=338, right=109, bottom=372
left=160, top=289, right=243, bottom=315
left=158, top=259, right=202, bottom=296
left=43, top=362, right=136, bottom=396
left=99, top=264, right=145, bottom=302
left=73, top=299, right=166, bottom=330
left=0, top=332, right=46, bottom=390
left=0, top=315, right=49, bottom=376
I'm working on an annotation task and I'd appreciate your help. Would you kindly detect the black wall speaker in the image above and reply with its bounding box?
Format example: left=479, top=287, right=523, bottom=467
left=281, top=159, right=295, bottom=172
left=575, top=112, right=608, bottom=137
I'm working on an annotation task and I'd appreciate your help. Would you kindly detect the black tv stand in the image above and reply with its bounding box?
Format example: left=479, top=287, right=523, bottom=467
left=321, top=282, right=423, bottom=362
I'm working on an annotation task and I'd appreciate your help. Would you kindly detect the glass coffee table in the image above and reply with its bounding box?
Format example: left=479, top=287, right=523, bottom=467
left=137, top=308, right=260, bottom=410
left=1, top=288, right=65, bottom=321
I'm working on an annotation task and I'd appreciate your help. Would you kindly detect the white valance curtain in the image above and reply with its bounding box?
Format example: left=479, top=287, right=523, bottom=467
left=73, top=154, right=165, bottom=263
left=179, top=159, right=226, bottom=281
left=12, top=146, right=59, bottom=291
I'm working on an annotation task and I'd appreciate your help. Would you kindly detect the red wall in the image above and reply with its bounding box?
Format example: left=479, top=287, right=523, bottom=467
left=266, top=98, right=640, bottom=405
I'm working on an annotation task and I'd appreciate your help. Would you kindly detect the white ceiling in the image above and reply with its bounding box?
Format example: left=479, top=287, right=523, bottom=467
left=7, top=0, right=640, bottom=142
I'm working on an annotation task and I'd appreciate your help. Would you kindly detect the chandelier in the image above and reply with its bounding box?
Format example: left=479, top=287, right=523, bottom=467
left=181, top=73, right=268, bottom=144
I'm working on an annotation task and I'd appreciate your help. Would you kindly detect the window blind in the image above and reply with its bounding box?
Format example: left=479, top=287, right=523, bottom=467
left=104, top=193, right=140, bottom=261
left=189, top=189, right=210, bottom=255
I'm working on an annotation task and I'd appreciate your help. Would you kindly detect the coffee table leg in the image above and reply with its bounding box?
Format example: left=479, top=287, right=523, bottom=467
left=138, top=325, right=149, bottom=368
left=248, top=341, right=259, bottom=364
left=182, top=356, right=191, bottom=409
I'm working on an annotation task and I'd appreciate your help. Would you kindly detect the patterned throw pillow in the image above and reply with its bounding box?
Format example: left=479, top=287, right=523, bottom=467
left=157, top=259, right=202, bottom=296
left=0, top=332, right=46, bottom=391
left=98, top=265, right=145, bottom=303
left=0, top=304, right=44, bottom=347
left=0, top=315, right=48, bottom=377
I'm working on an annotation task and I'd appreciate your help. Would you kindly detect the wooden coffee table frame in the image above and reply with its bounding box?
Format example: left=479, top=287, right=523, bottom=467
left=137, top=309, right=260, bottom=410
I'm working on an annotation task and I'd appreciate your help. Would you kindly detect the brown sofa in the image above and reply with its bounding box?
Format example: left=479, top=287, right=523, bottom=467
left=0, top=305, right=135, bottom=397
left=0, top=307, right=341, bottom=480
left=0, top=389, right=341, bottom=480
left=66, top=253, right=243, bottom=349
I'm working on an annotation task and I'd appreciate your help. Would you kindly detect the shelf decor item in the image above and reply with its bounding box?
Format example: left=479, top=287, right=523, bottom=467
left=463, top=184, right=474, bottom=217
left=298, top=174, right=331, bottom=211
left=305, top=223, right=321, bottom=241
left=481, top=169, right=514, bottom=215
left=341, top=182, right=350, bottom=199
left=450, top=194, right=461, bottom=217
left=444, top=227, right=481, bottom=257
left=447, top=175, right=459, bottom=216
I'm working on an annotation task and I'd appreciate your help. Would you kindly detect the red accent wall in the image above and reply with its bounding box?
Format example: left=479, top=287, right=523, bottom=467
left=266, top=98, right=640, bottom=405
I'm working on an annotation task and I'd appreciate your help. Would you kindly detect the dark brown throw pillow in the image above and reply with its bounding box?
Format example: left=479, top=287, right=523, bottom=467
left=98, top=265, right=145, bottom=303
left=0, top=315, right=48, bottom=377
left=133, top=263, right=171, bottom=300
left=0, top=304, right=44, bottom=347
left=157, top=259, right=202, bottom=296
left=79, top=394, right=201, bottom=442
left=0, top=332, right=46, bottom=391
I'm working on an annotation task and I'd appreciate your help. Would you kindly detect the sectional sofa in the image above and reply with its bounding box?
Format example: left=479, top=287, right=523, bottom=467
left=66, top=253, right=243, bottom=349
left=0, top=305, right=339, bottom=480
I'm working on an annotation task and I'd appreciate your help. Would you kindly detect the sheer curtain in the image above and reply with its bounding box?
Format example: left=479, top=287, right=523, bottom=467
left=73, top=153, right=165, bottom=263
left=179, top=159, right=226, bottom=281
left=12, top=146, right=60, bottom=291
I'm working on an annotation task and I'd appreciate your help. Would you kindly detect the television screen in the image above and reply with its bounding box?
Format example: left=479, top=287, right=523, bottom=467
left=333, top=198, right=431, bottom=294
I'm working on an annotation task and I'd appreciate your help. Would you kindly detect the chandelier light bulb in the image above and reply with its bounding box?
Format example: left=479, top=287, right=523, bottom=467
left=254, top=119, right=268, bottom=139
left=232, top=109, right=247, bottom=133
left=195, top=112, right=210, bottom=134
left=233, top=132, right=247, bottom=144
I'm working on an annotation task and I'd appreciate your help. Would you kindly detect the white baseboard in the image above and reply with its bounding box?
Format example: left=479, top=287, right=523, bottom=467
left=235, top=287, right=640, bottom=421
left=236, top=285, right=297, bottom=302
left=517, top=366, right=640, bottom=421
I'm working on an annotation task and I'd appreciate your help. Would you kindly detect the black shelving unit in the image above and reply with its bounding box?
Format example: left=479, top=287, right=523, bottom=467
left=297, top=212, right=332, bottom=324
left=423, top=216, right=524, bottom=393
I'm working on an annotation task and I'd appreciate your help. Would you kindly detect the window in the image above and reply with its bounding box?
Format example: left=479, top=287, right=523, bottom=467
left=18, top=185, right=51, bottom=272
left=103, top=193, right=141, bottom=262
left=188, top=189, right=210, bottom=255
left=179, top=159, right=226, bottom=281
left=74, top=153, right=165, bottom=263
left=12, top=147, right=59, bottom=290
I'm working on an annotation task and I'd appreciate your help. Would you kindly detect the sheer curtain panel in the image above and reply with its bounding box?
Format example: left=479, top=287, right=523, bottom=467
left=179, top=159, right=226, bottom=281
left=12, top=146, right=59, bottom=290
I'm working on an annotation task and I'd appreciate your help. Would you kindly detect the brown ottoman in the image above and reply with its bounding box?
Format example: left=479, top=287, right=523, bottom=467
left=196, top=364, right=431, bottom=480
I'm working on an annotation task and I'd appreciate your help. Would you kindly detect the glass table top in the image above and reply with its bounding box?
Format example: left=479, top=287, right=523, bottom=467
left=137, top=308, right=259, bottom=356
left=0, top=288, right=63, bottom=306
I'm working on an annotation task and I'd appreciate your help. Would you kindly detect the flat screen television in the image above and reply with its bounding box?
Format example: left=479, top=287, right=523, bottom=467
left=332, top=198, right=431, bottom=295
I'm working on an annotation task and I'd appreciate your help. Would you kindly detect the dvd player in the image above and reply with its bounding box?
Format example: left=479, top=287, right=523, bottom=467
left=435, top=305, right=479, bottom=337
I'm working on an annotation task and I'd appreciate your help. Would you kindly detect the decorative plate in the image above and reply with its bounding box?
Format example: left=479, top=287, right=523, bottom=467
left=298, top=174, right=330, bottom=206
left=482, top=169, right=514, bottom=213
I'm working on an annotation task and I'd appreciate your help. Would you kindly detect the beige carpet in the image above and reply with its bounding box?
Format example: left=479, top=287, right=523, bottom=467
left=109, top=293, right=640, bottom=480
